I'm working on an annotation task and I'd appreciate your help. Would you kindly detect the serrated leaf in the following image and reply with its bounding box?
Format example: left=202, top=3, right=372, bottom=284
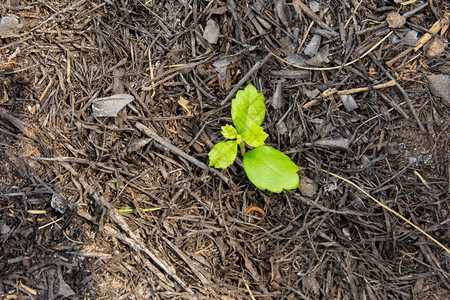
left=243, top=125, right=268, bottom=147
left=221, top=125, right=238, bottom=139
left=243, top=146, right=299, bottom=193
left=208, top=141, right=238, bottom=169
left=231, top=84, right=265, bottom=136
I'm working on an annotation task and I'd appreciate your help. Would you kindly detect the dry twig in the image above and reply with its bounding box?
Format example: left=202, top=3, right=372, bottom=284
left=135, top=122, right=229, bottom=183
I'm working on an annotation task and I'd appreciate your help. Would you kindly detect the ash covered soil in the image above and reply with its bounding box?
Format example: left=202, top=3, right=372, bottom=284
left=0, top=1, right=449, bottom=299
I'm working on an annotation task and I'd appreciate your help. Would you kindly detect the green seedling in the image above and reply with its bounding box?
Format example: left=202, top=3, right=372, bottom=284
left=118, top=207, right=161, bottom=214
left=209, top=84, right=299, bottom=193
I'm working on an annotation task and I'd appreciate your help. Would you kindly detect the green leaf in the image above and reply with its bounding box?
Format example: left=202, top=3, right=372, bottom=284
left=231, top=84, right=265, bottom=136
left=243, top=125, right=268, bottom=147
left=221, top=125, right=238, bottom=139
left=243, top=146, right=299, bottom=193
left=208, top=140, right=238, bottom=169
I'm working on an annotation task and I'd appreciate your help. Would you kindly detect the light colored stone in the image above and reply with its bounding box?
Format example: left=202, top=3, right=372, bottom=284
left=427, top=75, right=450, bottom=106
left=203, top=19, right=219, bottom=44
left=386, top=12, right=405, bottom=28
left=426, top=37, right=446, bottom=58
left=0, top=15, right=24, bottom=38
left=298, top=177, right=318, bottom=197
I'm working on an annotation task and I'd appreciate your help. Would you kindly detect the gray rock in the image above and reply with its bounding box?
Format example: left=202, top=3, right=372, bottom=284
left=0, top=15, right=24, bottom=38
left=402, top=30, right=418, bottom=47
left=427, top=75, right=450, bottom=106
left=203, top=19, right=220, bottom=44
left=341, top=94, right=358, bottom=111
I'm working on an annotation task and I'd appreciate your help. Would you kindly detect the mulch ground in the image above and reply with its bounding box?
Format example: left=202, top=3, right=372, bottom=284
left=1, top=1, right=449, bottom=299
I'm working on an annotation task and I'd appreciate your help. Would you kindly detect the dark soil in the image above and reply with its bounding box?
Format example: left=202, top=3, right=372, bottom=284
left=1, top=1, right=449, bottom=299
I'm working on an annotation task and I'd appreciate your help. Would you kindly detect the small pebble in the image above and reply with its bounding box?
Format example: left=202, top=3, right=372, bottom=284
left=298, top=177, right=318, bottom=197
left=342, top=227, right=351, bottom=238
left=0, top=15, right=24, bottom=38
left=402, top=30, right=418, bottom=47
left=386, top=12, right=406, bottom=28
left=51, top=193, right=70, bottom=214
left=427, top=75, right=450, bottom=106
left=426, top=38, right=446, bottom=58
left=386, top=142, right=399, bottom=155
left=341, top=94, right=358, bottom=112
left=203, top=19, right=219, bottom=44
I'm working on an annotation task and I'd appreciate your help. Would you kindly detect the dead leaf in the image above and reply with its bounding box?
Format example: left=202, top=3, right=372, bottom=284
left=55, top=266, right=75, bottom=299
left=0, top=222, right=11, bottom=234
left=51, top=193, right=70, bottom=214
left=212, top=6, right=228, bottom=15
left=285, top=53, right=309, bottom=66
left=309, top=1, right=320, bottom=13
left=92, top=94, right=134, bottom=117
left=127, top=138, right=152, bottom=152
left=303, top=87, right=320, bottom=99
left=277, top=121, right=288, bottom=135
left=213, top=53, right=242, bottom=81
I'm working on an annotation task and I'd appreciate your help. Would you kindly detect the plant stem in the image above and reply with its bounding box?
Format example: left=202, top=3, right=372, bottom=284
left=239, top=141, right=246, bottom=155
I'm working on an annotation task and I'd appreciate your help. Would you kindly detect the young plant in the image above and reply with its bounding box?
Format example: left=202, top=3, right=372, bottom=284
left=209, top=84, right=299, bottom=193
